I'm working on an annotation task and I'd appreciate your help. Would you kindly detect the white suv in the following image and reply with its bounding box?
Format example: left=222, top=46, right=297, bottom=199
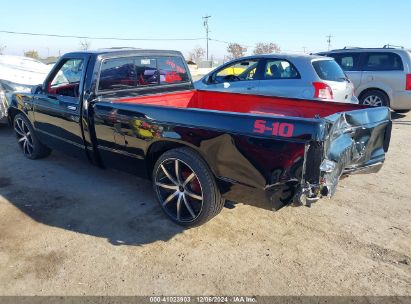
left=318, top=46, right=411, bottom=110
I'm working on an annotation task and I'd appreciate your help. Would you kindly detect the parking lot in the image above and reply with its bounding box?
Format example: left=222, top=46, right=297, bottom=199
left=0, top=112, right=410, bottom=296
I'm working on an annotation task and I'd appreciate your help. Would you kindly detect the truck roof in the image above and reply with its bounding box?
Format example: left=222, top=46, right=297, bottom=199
left=63, top=48, right=184, bottom=58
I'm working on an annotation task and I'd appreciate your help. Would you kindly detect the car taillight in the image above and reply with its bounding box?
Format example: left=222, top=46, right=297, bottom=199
left=406, top=74, right=411, bottom=90
left=312, top=82, right=334, bottom=100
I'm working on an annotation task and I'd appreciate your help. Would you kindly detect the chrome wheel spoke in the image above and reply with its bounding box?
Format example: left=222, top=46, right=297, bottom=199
left=182, top=194, right=196, bottom=219
left=155, top=158, right=204, bottom=222
left=160, top=164, right=178, bottom=184
left=15, top=127, right=24, bottom=136
left=22, top=122, right=29, bottom=134
left=15, top=119, right=25, bottom=136
left=175, top=160, right=181, bottom=184
left=185, top=190, right=202, bottom=200
left=162, top=191, right=179, bottom=206
left=17, top=119, right=23, bottom=132
left=183, top=172, right=195, bottom=187
left=364, top=95, right=382, bottom=107
left=23, top=140, right=29, bottom=155
left=155, top=182, right=178, bottom=190
left=14, top=118, right=34, bottom=156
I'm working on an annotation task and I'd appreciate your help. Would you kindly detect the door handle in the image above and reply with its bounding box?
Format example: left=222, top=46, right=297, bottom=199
left=47, top=95, right=58, bottom=100
left=67, top=105, right=77, bottom=111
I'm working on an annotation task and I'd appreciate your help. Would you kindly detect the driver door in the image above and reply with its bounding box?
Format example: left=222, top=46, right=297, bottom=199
left=33, top=55, right=88, bottom=159
left=204, top=59, right=262, bottom=94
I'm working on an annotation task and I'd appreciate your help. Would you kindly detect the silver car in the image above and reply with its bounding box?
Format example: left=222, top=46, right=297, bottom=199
left=195, top=54, right=358, bottom=104
left=318, top=46, right=411, bottom=109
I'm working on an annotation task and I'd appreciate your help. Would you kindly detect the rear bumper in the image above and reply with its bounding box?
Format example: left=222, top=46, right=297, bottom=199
left=343, top=161, right=384, bottom=175
left=391, top=91, right=411, bottom=110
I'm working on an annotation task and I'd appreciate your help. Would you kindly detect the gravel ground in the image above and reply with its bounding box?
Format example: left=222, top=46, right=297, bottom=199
left=0, top=112, right=410, bottom=296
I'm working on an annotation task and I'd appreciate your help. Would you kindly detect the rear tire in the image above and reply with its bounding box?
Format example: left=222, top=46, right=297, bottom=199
left=360, top=90, right=389, bottom=107
left=13, top=113, right=51, bottom=159
left=152, top=147, right=223, bottom=227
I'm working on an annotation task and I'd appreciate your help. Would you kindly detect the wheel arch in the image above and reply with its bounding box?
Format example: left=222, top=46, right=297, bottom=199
left=357, top=87, right=391, bottom=106
left=145, top=139, right=233, bottom=197
left=146, top=140, right=213, bottom=178
left=7, top=107, right=25, bottom=126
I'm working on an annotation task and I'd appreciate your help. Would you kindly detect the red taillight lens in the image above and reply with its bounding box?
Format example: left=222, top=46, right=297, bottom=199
left=312, top=82, right=334, bottom=100
left=406, top=74, right=411, bottom=90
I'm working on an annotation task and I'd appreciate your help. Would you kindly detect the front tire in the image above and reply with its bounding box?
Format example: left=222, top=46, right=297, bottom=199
left=152, top=147, right=223, bottom=227
left=13, top=113, right=51, bottom=159
left=360, top=90, right=389, bottom=107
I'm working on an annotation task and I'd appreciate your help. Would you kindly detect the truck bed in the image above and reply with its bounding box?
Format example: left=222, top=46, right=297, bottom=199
left=113, top=90, right=365, bottom=119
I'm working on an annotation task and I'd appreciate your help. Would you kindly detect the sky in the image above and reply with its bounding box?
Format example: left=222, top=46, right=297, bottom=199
left=0, top=0, right=410, bottom=59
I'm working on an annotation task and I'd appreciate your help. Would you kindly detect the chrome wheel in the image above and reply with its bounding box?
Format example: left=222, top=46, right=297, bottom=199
left=363, top=95, right=383, bottom=107
left=14, top=117, right=34, bottom=157
left=154, top=158, right=203, bottom=223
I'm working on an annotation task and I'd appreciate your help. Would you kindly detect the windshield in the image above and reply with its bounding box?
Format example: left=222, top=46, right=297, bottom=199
left=312, top=59, right=346, bottom=82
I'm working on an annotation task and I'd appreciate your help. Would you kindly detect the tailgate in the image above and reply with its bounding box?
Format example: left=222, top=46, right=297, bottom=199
left=302, top=106, right=391, bottom=199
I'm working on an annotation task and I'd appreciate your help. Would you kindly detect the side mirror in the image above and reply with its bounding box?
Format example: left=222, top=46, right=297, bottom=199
left=31, top=84, right=43, bottom=94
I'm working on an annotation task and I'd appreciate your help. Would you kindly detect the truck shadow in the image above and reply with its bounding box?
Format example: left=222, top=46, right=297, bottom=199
left=0, top=128, right=287, bottom=246
left=1, top=182, right=186, bottom=246
left=391, top=111, right=408, bottom=120
left=0, top=132, right=186, bottom=245
left=1, top=179, right=185, bottom=246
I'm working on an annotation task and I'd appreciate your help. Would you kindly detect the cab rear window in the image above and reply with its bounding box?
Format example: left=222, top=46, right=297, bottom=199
left=312, top=60, right=346, bottom=82
left=98, top=56, right=189, bottom=92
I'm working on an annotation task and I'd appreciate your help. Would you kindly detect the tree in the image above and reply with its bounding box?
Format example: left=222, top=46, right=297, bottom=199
left=227, top=43, right=247, bottom=60
left=79, top=40, right=91, bottom=51
left=0, top=44, right=6, bottom=55
left=24, top=50, right=40, bottom=59
left=188, top=46, right=205, bottom=63
left=253, top=42, right=281, bottom=55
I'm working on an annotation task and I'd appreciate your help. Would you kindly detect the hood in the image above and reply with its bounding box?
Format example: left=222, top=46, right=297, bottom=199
left=0, top=55, right=52, bottom=86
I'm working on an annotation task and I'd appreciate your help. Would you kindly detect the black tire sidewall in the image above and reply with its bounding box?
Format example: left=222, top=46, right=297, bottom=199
left=152, top=148, right=222, bottom=227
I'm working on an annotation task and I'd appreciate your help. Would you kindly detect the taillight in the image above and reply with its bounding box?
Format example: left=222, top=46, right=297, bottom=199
left=313, top=82, right=334, bottom=100
left=406, top=74, right=411, bottom=90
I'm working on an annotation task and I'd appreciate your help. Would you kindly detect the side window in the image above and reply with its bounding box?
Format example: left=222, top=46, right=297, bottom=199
left=214, top=60, right=259, bottom=82
left=263, top=59, right=300, bottom=79
left=48, top=59, right=84, bottom=98
left=333, top=53, right=361, bottom=71
left=157, top=57, right=189, bottom=84
left=98, top=57, right=158, bottom=91
left=363, top=52, right=404, bottom=71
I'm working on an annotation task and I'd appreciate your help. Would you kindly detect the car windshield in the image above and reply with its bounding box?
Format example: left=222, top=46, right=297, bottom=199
left=312, top=59, right=346, bottom=82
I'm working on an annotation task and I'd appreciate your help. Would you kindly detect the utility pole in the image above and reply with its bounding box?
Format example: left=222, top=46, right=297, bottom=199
left=326, top=34, right=333, bottom=51
left=302, top=46, right=307, bottom=54
left=203, top=15, right=211, bottom=61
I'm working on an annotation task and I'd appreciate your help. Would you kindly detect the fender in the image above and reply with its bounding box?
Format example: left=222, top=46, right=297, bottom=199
left=356, top=82, right=393, bottom=102
left=7, top=92, right=36, bottom=126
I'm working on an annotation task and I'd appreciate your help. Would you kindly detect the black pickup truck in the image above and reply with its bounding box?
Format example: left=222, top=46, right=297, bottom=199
left=7, top=49, right=391, bottom=226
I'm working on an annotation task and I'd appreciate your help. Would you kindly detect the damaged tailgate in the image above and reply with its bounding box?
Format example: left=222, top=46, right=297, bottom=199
left=301, top=106, right=391, bottom=202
